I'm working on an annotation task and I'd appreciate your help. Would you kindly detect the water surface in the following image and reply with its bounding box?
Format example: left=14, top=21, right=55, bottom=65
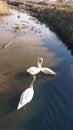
left=0, top=10, right=73, bottom=130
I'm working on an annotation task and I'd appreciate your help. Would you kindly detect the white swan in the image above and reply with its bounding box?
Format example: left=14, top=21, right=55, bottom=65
left=17, top=76, right=36, bottom=110
left=27, top=57, right=56, bottom=75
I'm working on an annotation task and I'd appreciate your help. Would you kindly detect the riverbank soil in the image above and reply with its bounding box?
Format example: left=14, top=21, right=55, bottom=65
left=1, top=0, right=73, bottom=49
left=24, top=1, right=73, bottom=45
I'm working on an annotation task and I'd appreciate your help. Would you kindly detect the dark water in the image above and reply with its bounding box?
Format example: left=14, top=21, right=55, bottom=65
left=0, top=10, right=73, bottom=130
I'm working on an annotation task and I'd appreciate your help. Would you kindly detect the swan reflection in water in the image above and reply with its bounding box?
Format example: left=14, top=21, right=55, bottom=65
left=17, top=76, right=36, bottom=110
left=27, top=57, right=56, bottom=76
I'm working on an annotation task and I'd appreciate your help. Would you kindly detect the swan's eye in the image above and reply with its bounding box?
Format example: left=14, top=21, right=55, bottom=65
left=39, top=58, right=43, bottom=63
left=39, top=59, right=42, bottom=63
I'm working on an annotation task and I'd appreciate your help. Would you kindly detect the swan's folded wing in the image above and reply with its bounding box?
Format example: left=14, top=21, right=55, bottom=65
left=17, top=88, right=34, bottom=110
left=20, top=88, right=34, bottom=104
left=27, top=67, right=40, bottom=75
left=41, top=67, right=56, bottom=75
left=17, top=89, right=29, bottom=110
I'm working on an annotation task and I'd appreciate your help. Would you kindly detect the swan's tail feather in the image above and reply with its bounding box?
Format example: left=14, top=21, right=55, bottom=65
left=17, top=103, right=23, bottom=110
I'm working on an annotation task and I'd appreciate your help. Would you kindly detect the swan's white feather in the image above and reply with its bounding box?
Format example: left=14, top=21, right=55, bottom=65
left=17, top=88, right=34, bottom=110
left=41, top=67, right=56, bottom=75
left=27, top=67, right=40, bottom=75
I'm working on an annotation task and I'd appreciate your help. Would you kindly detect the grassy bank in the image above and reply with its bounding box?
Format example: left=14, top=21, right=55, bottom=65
left=25, top=2, right=73, bottom=46
left=0, top=1, right=10, bottom=15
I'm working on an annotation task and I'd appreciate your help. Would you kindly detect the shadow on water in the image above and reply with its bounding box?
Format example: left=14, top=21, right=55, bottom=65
left=0, top=94, right=20, bottom=117
left=0, top=70, right=33, bottom=118
left=28, top=73, right=73, bottom=130
left=0, top=70, right=73, bottom=130
left=65, top=43, right=73, bottom=56
left=14, top=70, right=29, bottom=80
left=0, top=71, right=56, bottom=117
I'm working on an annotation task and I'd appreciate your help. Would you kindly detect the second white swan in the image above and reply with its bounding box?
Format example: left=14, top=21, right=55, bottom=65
left=17, top=76, right=36, bottom=110
left=27, top=57, right=56, bottom=75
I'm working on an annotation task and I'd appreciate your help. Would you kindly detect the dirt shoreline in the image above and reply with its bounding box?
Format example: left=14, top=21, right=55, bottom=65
left=1, top=1, right=73, bottom=51
left=24, top=2, right=73, bottom=46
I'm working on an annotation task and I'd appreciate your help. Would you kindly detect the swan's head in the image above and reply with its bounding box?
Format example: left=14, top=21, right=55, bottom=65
left=37, top=57, right=43, bottom=68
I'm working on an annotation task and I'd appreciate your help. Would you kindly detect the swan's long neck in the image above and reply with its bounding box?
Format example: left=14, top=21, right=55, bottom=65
left=30, top=76, right=36, bottom=88
left=37, top=57, right=43, bottom=68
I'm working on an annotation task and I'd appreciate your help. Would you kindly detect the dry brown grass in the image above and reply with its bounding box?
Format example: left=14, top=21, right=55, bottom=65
left=0, top=1, right=10, bottom=15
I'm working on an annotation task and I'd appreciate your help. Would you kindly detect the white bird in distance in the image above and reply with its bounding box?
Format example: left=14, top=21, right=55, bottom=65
left=17, top=75, right=36, bottom=110
left=27, top=57, right=56, bottom=76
